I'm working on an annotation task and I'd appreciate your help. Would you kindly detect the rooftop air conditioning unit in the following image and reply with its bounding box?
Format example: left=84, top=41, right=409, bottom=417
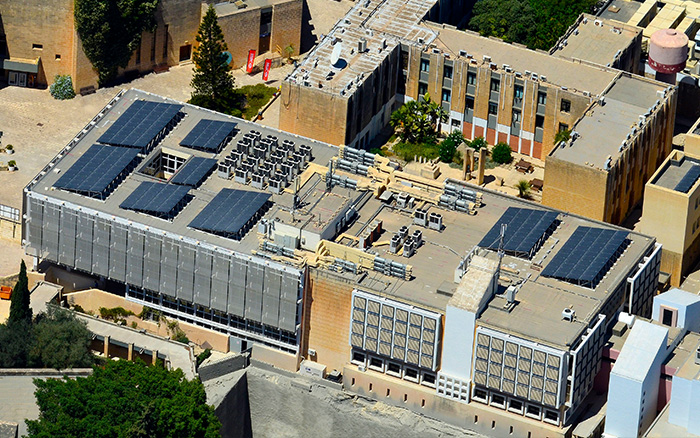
left=583, top=90, right=590, bottom=97
left=695, top=347, right=700, bottom=365
left=540, top=75, right=547, bottom=82
left=459, top=50, right=467, bottom=57
left=358, top=38, right=367, bottom=53
left=417, top=37, right=425, bottom=44
left=562, top=308, right=575, bottom=322
left=483, top=55, right=491, bottom=62
left=432, top=48, right=440, bottom=54
left=594, top=20, right=602, bottom=27
left=599, top=96, right=606, bottom=105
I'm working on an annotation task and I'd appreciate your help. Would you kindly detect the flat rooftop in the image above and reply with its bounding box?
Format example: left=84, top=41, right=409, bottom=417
left=652, top=153, right=700, bottom=192
left=287, top=0, right=437, bottom=97
left=611, top=320, right=668, bottom=381
left=26, top=89, right=657, bottom=350
left=600, top=0, right=643, bottom=24
left=214, top=0, right=292, bottom=15
left=428, top=23, right=618, bottom=97
left=550, top=74, right=669, bottom=168
left=550, top=14, right=641, bottom=68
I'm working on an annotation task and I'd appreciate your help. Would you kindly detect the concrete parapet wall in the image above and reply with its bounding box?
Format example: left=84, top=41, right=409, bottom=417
left=250, top=343, right=297, bottom=372
left=199, top=354, right=249, bottom=383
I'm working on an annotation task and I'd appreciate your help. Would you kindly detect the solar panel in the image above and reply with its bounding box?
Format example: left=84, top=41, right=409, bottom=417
left=479, top=207, right=559, bottom=257
left=170, top=157, right=217, bottom=187
left=541, top=226, right=628, bottom=287
left=120, top=182, right=191, bottom=219
left=675, top=164, right=700, bottom=193
left=180, top=119, right=237, bottom=152
left=189, top=189, right=271, bottom=240
left=53, top=144, right=140, bottom=199
left=98, top=100, right=183, bottom=151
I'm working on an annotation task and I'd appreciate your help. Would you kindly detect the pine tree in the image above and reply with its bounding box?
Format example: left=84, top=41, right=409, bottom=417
left=9, top=260, right=31, bottom=326
left=189, top=5, right=237, bottom=113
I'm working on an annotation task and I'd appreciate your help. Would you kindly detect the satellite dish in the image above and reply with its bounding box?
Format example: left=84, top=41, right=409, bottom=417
left=331, top=43, right=343, bottom=68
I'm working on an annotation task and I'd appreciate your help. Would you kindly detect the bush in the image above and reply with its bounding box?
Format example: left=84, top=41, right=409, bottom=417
left=196, top=349, right=212, bottom=368
left=491, top=142, right=513, bottom=164
left=393, top=142, right=439, bottom=162
left=49, top=75, right=76, bottom=100
left=99, top=306, right=135, bottom=324
left=7, top=160, right=16, bottom=168
left=469, top=136, right=487, bottom=152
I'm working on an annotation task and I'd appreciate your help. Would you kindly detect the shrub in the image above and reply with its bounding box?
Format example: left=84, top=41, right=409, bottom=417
left=393, top=142, right=439, bottom=162
left=196, top=349, right=212, bottom=368
left=491, top=142, right=513, bottom=164
left=7, top=160, right=16, bottom=168
left=99, top=306, right=135, bottom=324
left=468, top=136, right=487, bottom=152
left=49, top=75, right=76, bottom=100
left=5, top=145, right=13, bottom=151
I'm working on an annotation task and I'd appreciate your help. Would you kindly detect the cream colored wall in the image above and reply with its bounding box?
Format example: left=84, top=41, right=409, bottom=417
left=542, top=156, right=609, bottom=221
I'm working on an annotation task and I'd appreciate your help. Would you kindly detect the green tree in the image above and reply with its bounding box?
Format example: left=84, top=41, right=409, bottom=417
left=74, top=0, right=160, bottom=86
left=515, top=179, right=532, bottom=198
left=190, top=5, right=238, bottom=114
left=423, top=93, right=448, bottom=134
left=9, top=260, right=31, bottom=326
left=554, top=128, right=571, bottom=146
left=438, top=130, right=465, bottom=163
left=468, top=136, right=488, bottom=152
left=26, top=360, right=221, bottom=438
left=29, top=307, right=93, bottom=369
left=49, top=75, right=76, bottom=100
left=0, top=319, right=32, bottom=367
left=491, top=142, right=513, bottom=164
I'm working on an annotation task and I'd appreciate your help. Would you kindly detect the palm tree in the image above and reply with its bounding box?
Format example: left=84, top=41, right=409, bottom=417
left=515, top=179, right=531, bottom=199
left=422, top=93, right=448, bottom=136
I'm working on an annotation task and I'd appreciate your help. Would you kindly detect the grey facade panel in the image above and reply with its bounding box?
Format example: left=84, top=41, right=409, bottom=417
left=281, top=272, right=299, bottom=301
left=75, top=213, right=94, bottom=272
left=194, top=247, right=213, bottom=308
left=126, top=229, right=145, bottom=287
left=43, top=203, right=61, bottom=261
left=211, top=254, right=229, bottom=313
left=176, top=243, right=195, bottom=302
left=58, top=209, right=77, bottom=266
left=279, top=297, right=298, bottom=332
left=228, top=258, right=246, bottom=317
left=160, top=239, right=179, bottom=297
left=109, top=224, right=128, bottom=282
left=92, top=218, right=111, bottom=277
left=262, top=269, right=281, bottom=326
left=143, top=234, right=162, bottom=292
left=245, top=263, right=264, bottom=323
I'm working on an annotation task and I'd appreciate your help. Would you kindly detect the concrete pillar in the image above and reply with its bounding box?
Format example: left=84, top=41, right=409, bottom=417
left=152, top=349, right=158, bottom=365
left=127, top=343, right=134, bottom=361
left=477, top=148, right=486, bottom=185
left=103, top=336, right=110, bottom=357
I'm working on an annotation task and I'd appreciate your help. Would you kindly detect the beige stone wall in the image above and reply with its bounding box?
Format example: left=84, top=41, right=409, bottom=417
left=251, top=343, right=298, bottom=372
left=0, top=0, right=76, bottom=87
left=343, top=366, right=569, bottom=438
left=542, top=156, right=609, bottom=221
left=270, top=0, right=302, bottom=58
left=279, top=83, right=349, bottom=146
left=218, top=8, right=262, bottom=69
left=300, top=269, right=355, bottom=373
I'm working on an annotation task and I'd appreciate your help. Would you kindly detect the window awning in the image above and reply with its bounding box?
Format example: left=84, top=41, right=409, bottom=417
left=3, top=57, right=39, bottom=74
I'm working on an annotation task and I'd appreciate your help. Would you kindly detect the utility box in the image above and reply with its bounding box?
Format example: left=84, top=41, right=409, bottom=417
left=299, top=360, right=326, bottom=379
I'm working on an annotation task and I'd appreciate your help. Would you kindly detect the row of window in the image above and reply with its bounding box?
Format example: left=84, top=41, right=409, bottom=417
left=472, top=387, right=561, bottom=426
left=351, top=350, right=436, bottom=388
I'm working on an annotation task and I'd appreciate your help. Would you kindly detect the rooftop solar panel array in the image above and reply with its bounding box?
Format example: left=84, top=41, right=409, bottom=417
left=180, top=119, right=237, bottom=152
left=120, top=182, right=191, bottom=219
left=479, top=207, right=559, bottom=257
left=674, top=164, right=700, bottom=193
left=98, top=100, right=183, bottom=151
left=169, top=157, right=217, bottom=188
left=189, top=189, right=271, bottom=240
left=541, top=226, right=628, bottom=287
left=53, top=144, right=140, bottom=199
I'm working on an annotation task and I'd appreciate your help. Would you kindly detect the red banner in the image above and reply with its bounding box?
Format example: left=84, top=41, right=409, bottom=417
left=246, top=50, right=256, bottom=73
left=262, top=59, right=272, bottom=81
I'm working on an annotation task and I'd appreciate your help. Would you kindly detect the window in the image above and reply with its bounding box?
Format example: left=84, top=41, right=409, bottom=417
left=537, top=91, right=547, bottom=105
left=559, top=123, right=569, bottom=132
left=163, top=25, right=169, bottom=59
left=560, top=99, right=571, bottom=113
left=443, top=65, right=453, bottom=79
left=442, top=89, right=451, bottom=103
left=404, top=368, right=419, bottom=382
left=488, top=102, right=498, bottom=115
left=526, top=405, right=541, bottom=419
left=508, top=399, right=524, bottom=414
left=491, top=394, right=506, bottom=408
left=151, top=31, right=157, bottom=62
left=473, top=388, right=488, bottom=402
left=418, top=82, right=428, bottom=96
left=544, top=410, right=559, bottom=425
left=514, top=85, right=524, bottom=102
left=401, top=50, right=409, bottom=69
left=352, top=351, right=366, bottom=365
left=661, top=307, right=677, bottom=327
left=466, top=96, right=474, bottom=110
left=535, top=115, right=544, bottom=129
left=32, top=43, right=43, bottom=50
left=467, top=71, right=476, bottom=85
left=136, top=40, right=142, bottom=65
left=491, top=79, right=500, bottom=92
left=420, top=59, right=430, bottom=72
left=421, top=372, right=436, bottom=387
left=512, top=109, right=521, bottom=123
left=55, top=54, right=61, bottom=61
left=387, top=362, right=401, bottom=376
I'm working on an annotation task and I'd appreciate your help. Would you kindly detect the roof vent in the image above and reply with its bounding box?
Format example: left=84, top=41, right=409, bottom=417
left=594, top=19, right=603, bottom=27
left=483, top=55, right=491, bottom=63
left=599, top=96, right=606, bottom=106
left=417, top=37, right=425, bottom=45
left=459, top=50, right=467, bottom=57
left=358, top=38, right=367, bottom=53
left=562, top=307, right=575, bottom=322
